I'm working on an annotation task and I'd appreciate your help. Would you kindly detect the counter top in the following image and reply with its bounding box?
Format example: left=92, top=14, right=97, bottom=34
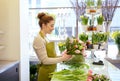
left=0, top=60, right=19, bottom=74
left=51, top=58, right=120, bottom=81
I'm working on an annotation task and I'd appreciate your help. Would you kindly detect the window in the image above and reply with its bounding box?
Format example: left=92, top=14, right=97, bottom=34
left=28, top=0, right=77, bottom=56
left=28, top=0, right=120, bottom=57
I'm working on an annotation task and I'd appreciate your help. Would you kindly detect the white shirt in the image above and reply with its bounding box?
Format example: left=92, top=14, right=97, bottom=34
left=33, top=34, right=64, bottom=64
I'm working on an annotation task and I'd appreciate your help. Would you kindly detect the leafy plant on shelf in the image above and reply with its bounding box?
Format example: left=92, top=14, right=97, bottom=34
left=79, top=33, right=88, bottom=43
left=97, top=15, right=104, bottom=25
left=80, top=15, right=89, bottom=25
left=85, top=0, right=95, bottom=8
left=97, top=0, right=102, bottom=8
left=111, top=31, right=120, bottom=53
left=92, top=32, right=109, bottom=44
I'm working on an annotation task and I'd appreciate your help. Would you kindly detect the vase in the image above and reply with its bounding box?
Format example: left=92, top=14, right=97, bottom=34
left=81, top=25, right=88, bottom=32
left=97, top=25, right=103, bottom=32
left=93, top=44, right=99, bottom=50
left=117, top=44, right=120, bottom=56
left=116, top=44, right=120, bottom=59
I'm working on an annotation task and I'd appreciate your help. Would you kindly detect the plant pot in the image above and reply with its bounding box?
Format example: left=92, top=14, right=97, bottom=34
left=117, top=44, right=120, bottom=55
left=81, top=25, right=88, bottom=32
left=93, top=44, right=99, bottom=50
left=97, top=25, right=103, bottom=32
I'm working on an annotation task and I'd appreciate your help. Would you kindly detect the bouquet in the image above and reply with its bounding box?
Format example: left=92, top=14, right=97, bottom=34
left=58, top=37, right=86, bottom=63
left=65, top=37, right=86, bottom=56
left=87, top=70, right=110, bottom=81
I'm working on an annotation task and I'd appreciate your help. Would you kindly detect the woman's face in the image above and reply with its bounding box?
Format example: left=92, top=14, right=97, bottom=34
left=44, top=20, right=55, bottom=34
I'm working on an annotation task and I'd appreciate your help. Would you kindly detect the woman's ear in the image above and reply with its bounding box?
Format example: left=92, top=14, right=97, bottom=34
left=42, top=23, right=46, bottom=28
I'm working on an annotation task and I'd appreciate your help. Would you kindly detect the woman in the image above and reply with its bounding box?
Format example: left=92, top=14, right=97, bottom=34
left=33, top=12, right=71, bottom=81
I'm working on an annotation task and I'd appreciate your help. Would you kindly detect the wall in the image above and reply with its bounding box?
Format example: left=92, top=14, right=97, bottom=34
left=0, top=0, right=29, bottom=81
left=0, top=0, right=20, bottom=60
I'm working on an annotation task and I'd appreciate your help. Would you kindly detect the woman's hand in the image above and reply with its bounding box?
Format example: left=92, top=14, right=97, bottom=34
left=61, top=50, right=72, bottom=61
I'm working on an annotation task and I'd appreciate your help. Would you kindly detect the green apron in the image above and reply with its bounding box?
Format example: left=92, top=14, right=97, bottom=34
left=37, top=32, right=57, bottom=81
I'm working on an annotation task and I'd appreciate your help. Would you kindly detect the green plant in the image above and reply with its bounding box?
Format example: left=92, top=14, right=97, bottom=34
left=97, top=15, right=104, bottom=25
left=85, top=0, right=94, bottom=7
left=97, top=0, right=102, bottom=8
left=111, top=31, right=120, bottom=51
left=80, top=15, right=89, bottom=25
left=92, top=32, right=109, bottom=44
left=30, top=64, right=38, bottom=81
left=79, top=33, right=88, bottom=43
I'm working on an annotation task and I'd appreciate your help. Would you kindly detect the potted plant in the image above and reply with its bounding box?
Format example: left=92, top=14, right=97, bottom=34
left=97, top=0, right=102, bottom=8
left=111, top=31, right=120, bottom=55
left=79, top=33, right=88, bottom=43
left=80, top=15, right=89, bottom=31
left=97, top=15, right=104, bottom=31
left=92, top=32, right=109, bottom=50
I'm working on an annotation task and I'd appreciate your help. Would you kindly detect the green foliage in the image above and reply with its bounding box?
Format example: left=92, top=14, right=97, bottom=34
left=80, top=15, right=89, bottom=25
left=92, top=32, right=109, bottom=44
left=85, top=0, right=94, bottom=7
left=30, top=64, right=38, bottom=81
left=111, top=31, right=120, bottom=51
left=97, top=15, right=104, bottom=25
left=50, top=69, right=88, bottom=81
left=97, top=0, right=102, bottom=8
left=79, top=33, right=88, bottom=43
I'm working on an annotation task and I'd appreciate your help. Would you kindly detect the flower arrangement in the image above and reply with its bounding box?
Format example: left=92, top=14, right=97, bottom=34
left=80, top=15, right=89, bottom=25
left=97, top=15, right=104, bottom=25
left=65, top=37, right=86, bottom=55
left=58, top=37, right=86, bottom=55
left=87, top=70, right=110, bottom=81
left=58, top=37, right=86, bottom=63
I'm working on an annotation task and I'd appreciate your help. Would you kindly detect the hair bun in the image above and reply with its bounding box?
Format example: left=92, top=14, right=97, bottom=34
left=37, top=12, right=46, bottom=19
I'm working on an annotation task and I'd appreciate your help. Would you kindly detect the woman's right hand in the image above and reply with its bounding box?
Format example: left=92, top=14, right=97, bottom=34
left=61, top=50, right=72, bottom=61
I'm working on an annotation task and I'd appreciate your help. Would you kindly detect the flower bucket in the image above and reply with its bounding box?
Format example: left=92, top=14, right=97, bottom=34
left=93, top=44, right=99, bottom=50
left=82, top=25, right=88, bottom=32
left=97, top=25, right=103, bottom=32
